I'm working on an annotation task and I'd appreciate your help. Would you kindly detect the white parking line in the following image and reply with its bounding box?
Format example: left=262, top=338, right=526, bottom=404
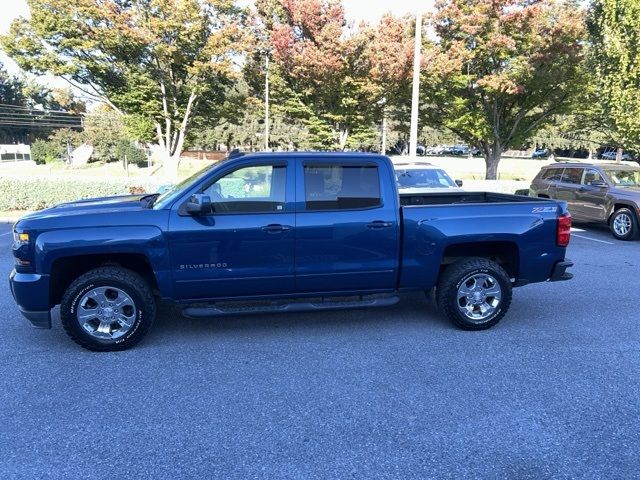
left=0, top=231, right=12, bottom=236
left=572, top=233, right=614, bottom=245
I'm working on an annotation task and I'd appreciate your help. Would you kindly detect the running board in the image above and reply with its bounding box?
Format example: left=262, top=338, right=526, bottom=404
left=182, top=295, right=400, bottom=318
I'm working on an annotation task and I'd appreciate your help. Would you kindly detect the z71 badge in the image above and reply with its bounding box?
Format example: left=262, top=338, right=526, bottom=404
left=532, top=206, right=557, bottom=213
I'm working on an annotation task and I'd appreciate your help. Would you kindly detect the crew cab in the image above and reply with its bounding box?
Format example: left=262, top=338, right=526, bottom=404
left=9, top=152, right=573, bottom=351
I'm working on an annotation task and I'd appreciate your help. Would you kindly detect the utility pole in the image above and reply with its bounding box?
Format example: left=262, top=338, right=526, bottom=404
left=409, top=12, right=422, bottom=157
left=382, top=112, right=387, bottom=155
left=264, top=53, right=270, bottom=152
left=381, top=97, right=387, bottom=155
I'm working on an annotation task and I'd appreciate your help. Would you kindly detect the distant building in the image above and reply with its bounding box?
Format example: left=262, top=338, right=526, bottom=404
left=0, top=144, right=32, bottom=163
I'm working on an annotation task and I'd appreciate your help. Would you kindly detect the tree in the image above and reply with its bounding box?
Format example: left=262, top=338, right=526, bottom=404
left=83, top=108, right=131, bottom=163
left=588, top=0, right=640, bottom=159
left=2, top=0, right=246, bottom=179
left=422, top=0, right=586, bottom=179
left=31, top=128, right=84, bottom=164
left=363, top=14, right=415, bottom=151
left=253, top=0, right=382, bottom=150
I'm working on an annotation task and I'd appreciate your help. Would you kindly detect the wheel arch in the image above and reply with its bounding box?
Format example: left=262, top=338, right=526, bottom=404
left=440, top=241, right=520, bottom=280
left=50, top=253, right=159, bottom=307
left=608, top=202, right=639, bottom=223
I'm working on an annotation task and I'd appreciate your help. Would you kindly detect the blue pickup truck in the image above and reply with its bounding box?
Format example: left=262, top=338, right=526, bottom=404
left=9, top=152, right=573, bottom=351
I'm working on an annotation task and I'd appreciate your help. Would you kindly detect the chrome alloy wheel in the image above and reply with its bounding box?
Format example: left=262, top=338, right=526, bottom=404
left=77, top=286, right=137, bottom=340
left=613, top=213, right=632, bottom=237
left=456, top=273, right=502, bottom=322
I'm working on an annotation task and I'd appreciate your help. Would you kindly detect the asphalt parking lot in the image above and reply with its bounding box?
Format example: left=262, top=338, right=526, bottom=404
left=0, top=222, right=638, bottom=479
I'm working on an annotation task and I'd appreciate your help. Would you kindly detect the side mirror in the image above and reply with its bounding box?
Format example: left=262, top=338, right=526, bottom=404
left=590, top=180, right=607, bottom=188
left=455, top=179, right=464, bottom=187
left=185, top=194, right=211, bottom=215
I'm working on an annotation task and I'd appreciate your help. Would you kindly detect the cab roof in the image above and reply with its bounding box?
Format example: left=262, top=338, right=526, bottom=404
left=544, top=162, right=640, bottom=170
left=234, top=151, right=387, bottom=160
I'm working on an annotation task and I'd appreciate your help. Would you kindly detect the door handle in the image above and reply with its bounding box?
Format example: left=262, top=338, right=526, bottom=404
left=367, top=221, right=393, bottom=229
left=261, top=224, right=292, bottom=233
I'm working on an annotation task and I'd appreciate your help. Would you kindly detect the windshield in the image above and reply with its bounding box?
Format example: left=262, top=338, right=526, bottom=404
left=605, top=170, right=640, bottom=187
left=395, top=168, right=457, bottom=188
left=152, top=162, right=219, bottom=209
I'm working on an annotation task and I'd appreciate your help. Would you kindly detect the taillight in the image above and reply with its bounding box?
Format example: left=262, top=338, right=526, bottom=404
left=557, top=213, right=572, bottom=247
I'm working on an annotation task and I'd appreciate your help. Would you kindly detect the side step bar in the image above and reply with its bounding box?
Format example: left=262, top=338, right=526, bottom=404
left=182, top=295, right=400, bottom=318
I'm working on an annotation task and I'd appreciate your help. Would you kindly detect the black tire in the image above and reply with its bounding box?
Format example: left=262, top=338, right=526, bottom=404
left=436, top=257, right=512, bottom=330
left=609, top=208, right=639, bottom=241
left=60, top=267, right=156, bottom=351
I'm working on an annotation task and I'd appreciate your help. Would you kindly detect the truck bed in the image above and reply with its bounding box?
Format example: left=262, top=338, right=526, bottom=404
left=398, top=191, right=567, bottom=290
left=399, top=191, right=546, bottom=206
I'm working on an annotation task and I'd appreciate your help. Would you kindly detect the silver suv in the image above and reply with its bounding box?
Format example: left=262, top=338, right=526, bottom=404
left=529, top=163, right=640, bottom=240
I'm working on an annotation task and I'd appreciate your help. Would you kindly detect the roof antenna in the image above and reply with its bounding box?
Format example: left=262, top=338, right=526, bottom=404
left=227, top=148, right=244, bottom=159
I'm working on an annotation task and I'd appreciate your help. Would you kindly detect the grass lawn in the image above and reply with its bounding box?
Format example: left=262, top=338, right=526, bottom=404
left=0, top=158, right=214, bottom=182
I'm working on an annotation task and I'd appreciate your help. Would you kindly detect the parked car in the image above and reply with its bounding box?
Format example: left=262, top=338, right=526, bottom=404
left=426, top=144, right=453, bottom=155
left=600, top=151, right=632, bottom=161
left=393, top=161, right=463, bottom=192
left=387, top=141, right=426, bottom=156
left=441, top=145, right=455, bottom=155
left=529, top=162, right=640, bottom=240
left=451, top=144, right=469, bottom=155
left=426, top=145, right=445, bottom=155
left=531, top=148, right=550, bottom=159
left=10, top=152, right=572, bottom=351
left=451, top=144, right=481, bottom=156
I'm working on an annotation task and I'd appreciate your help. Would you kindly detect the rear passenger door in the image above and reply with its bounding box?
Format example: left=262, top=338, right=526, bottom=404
left=556, top=167, right=584, bottom=212
left=535, top=167, right=564, bottom=197
left=294, top=158, right=400, bottom=293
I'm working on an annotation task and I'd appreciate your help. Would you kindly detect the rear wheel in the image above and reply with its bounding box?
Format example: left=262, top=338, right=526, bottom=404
left=610, top=208, right=639, bottom=241
left=60, top=267, right=156, bottom=351
left=436, top=258, right=512, bottom=330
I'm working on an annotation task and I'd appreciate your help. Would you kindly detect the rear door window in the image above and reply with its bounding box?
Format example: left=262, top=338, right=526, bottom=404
left=561, top=168, right=584, bottom=184
left=304, top=164, right=381, bottom=211
left=541, top=168, right=564, bottom=181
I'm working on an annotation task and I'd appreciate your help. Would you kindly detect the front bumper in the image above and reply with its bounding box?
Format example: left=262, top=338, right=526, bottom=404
left=9, top=269, right=52, bottom=329
left=549, top=259, right=573, bottom=282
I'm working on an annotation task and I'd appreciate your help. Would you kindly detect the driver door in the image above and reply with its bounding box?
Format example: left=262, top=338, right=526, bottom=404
left=167, top=160, right=296, bottom=301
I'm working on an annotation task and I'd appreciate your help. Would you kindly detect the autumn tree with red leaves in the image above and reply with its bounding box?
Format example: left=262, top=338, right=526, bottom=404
left=255, top=0, right=413, bottom=150
left=423, top=0, right=586, bottom=179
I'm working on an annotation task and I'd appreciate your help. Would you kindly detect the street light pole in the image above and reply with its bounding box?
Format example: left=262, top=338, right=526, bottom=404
left=381, top=97, right=387, bottom=155
left=409, top=11, right=422, bottom=157
left=264, top=53, right=270, bottom=152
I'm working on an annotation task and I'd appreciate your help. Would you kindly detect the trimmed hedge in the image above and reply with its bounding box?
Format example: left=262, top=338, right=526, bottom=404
left=0, top=176, right=158, bottom=211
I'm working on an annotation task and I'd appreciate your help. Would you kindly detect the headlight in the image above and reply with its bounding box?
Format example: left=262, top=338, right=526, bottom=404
left=13, top=231, right=30, bottom=245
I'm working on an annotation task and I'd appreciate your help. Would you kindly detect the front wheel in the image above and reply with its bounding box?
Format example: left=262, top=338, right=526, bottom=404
left=60, top=267, right=156, bottom=351
left=610, top=208, right=639, bottom=241
left=436, top=258, right=512, bottom=330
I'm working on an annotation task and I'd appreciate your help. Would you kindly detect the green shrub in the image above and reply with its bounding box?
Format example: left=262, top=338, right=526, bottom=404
left=115, top=140, right=148, bottom=167
left=0, top=176, right=158, bottom=211
left=30, top=139, right=64, bottom=164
